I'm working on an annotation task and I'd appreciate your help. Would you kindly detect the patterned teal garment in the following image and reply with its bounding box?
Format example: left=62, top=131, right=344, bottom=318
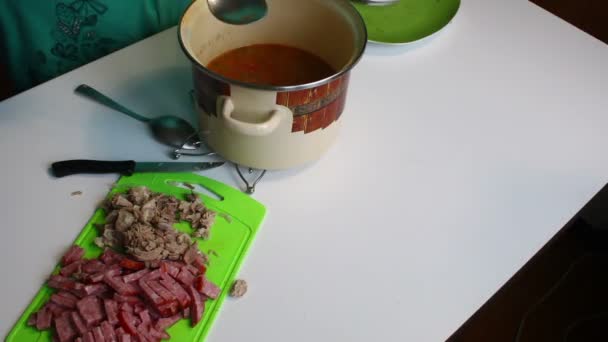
left=0, top=0, right=191, bottom=92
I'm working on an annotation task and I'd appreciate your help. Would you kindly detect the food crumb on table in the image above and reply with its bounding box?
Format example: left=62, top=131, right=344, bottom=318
left=229, top=279, right=248, bottom=298
left=71, top=191, right=83, bottom=196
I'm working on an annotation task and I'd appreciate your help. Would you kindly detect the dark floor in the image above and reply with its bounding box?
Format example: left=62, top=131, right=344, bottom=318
left=531, top=0, right=608, bottom=44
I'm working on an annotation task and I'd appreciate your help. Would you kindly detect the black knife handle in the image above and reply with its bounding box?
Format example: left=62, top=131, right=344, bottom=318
left=51, top=160, right=136, bottom=178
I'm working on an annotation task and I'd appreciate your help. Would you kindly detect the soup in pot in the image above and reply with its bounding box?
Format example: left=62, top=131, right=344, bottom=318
left=206, top=44, right=335, bottom=87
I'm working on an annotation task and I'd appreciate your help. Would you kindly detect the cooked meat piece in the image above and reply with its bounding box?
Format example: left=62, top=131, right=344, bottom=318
left=128, top=187, right=151, bottom=205
left=76, top=296, right=104, bottom=326
left=83, top=332, right=95, bottom=342
left=75, top=337, right=83, bottom=342
left=101, top=320, right=117, bottom=340
left=92, top=326, right=105, bottom=342
left=159, top=274, right=191, bottom=308
left=148, top=280, right=177, bottom=303
left=149, top=326, right=170, bottom=340
left=104, top=273, right=140, bottom=296
left=83, top=284, right=110, bottom=297
left=115, top=327, right=131, bottom=342
left=119, top=258, right=145, bottom=271
left=138, top=278, right=164, bottom=306
left=229, top=279, right=248, bottom=298
left=159, top=261, right=180, bottom=278
left=70, top=311, right=88, bottom=335
left=54, top=311, right=76, bottom=342
left=122, top=269, right=150, bottom=283
left=62, top=246, right=85, bottom=266
left=154, top=313, right=181, bottom=330
left=27, top=313, right=37, bottom=326
left=157, top=300, right=180, bottom=317
left=187, top=286, right=205, bottom=326
left=60, top=260, right=83, bottom=277
left=115, top=209, right=136, bottom=232
left=50, top=292, right=79, bottom=309
left=100, top=249, right=125, bottom=265
left=175, top=269, right=195, bottom=287
left=114, top=295, right=142, bottom=305
left=193, top=228, right=210, bottom=239
left=195, top=276, right=221, bottom=299
left=111, top=194, right=133, bottom=208
left=82, top=260, right=106, bottom=274
left=35, top=306, right=53, bottom=330
left=118, top=310, right=138, bottom=335
left=48, top=275, right=79, bottom=292
left=183, top=245, right=200, bottom=265
left=103, top=299, right=119, bottom=326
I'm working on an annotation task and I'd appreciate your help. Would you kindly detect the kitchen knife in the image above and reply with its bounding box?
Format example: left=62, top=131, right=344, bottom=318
left=51, top=160, right=225, bottom=178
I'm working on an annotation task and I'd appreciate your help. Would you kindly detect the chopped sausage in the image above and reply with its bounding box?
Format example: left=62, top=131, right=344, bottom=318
left=70, top=311, right=88, bottom=336
left=62, top=246, right=85, bottom=266
left=101, top=320, right=117, bottom=341
left=187, top=286, right=205, bottom=326
left=104, top=299, right=119, bottom=326
left=54, top=311, right=76, bottom=342
left=76, top=296, right=104, bottom=326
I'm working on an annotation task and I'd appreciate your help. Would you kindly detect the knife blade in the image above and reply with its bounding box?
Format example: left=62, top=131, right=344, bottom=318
left=51, top=160, right=225, bottom=178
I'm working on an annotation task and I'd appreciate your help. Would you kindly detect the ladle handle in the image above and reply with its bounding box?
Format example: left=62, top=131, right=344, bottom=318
left=75, top=84, right=151, bottom=123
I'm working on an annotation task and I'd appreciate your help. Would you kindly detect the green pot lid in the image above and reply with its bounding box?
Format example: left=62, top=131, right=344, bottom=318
left=353, top=0, right=461, bottom=45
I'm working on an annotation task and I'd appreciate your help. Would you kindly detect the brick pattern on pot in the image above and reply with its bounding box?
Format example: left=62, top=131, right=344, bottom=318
left=277, top=72, right=350, bottom=133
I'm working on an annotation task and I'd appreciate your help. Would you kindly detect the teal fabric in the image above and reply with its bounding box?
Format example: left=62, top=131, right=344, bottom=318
left=0, top=0, right=191, bottom=92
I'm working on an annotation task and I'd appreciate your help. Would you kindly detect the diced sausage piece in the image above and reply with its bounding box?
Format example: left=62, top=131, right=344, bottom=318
left=114, top=294, right=142, bottom=305
left=182, top=307, right=190, bottom=319
left=93, top=326, right=105, bottom=342
left=138, top=310, right=151, bottom=327
left=51, top=292, right=79, bottom=309
left=183, top=245, right=200, bottom=265
left=138, top=279, right=163, bottom=305
left=104, top=274, right=140, bottom=296
left=142, top=269, right=162, bottom=282
left=36, top=306, right=53, bottom=330
left=62, top=245, right=85, bottom=266
left=82, top=260, right=106, bottom=274
left=118, top=310, right=138, bottom=335
left=88, top=272, right=106, bottom=284
left=71, top=311, right=89, bottom=335
left=195, top=276, right=221, bottom=299
left=83, top=284, right=110, bottom=296
left=159, top=274, right=190, bottom=308
left=27, top=313, right=37, bottom=326
left=154, top=313, right=181, bottom=330
left=175, top=269, right=194, bottom=287
left=148, top=280, right=177, bottom=303
left=187, top=286, right=205, bottom=326
left=48, top=275, right=78, bottom=291
left=192, top=255, right=207, bottom=274
left=119, top=259, right=145, bottom=271
left=156, top=300, right=179, bottom=317
left=115, top=328, right=131, bottom=342
left=119, top=302, right=134, bottom=313
left=136, top=324, right=156, bottom=342
left=133, top=303, right=146, bottom=314
left=75, top=338, right=83, bottom=342
left=55, top=311, right=77, bottom=342
left=122, top=269, right=150, bottom=283
left=149, top=327, right=170, bottom=340
left=104, top=299, right=119, bottom=326
left=100, top=249, right=124, bottom=265
left=184, top=265, right=200, bottom=276
left=101, top=320, right=117, bottom=341
left=83, top=332, right=95, bottom=342
left=60, top=260, right=84, bottom=277
left=46, top=302, right=68, bottom=317
left=159, top=262, right=180, bottom=278
left=77, top=296, right=105, bottom=326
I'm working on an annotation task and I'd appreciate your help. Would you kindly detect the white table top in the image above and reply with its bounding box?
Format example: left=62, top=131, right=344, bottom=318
left=1, top=0, right=608, bottom=340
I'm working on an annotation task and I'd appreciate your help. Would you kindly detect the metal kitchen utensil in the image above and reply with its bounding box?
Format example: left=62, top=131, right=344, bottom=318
left=236, top=165, right=266, bottom=194
left=207, top=0, right=268, bottom=25
left=51, top=160, right=225, bottom=177
left=353, top=0, right=400, bottom=5
left=75, top=84, right=199, bottom=148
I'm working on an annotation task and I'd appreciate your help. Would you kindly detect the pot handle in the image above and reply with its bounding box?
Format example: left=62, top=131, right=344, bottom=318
left=220, top=97, right=287, bottom=137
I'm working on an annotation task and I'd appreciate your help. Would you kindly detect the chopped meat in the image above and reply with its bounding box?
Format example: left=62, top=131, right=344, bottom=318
left=154, top=313, right=181, bottom=330
left=54, top=311, right=76, bottom=342
left=175, top=269, right=195, bottom=287
left=118, top=310, right=138, bottom=335
left=195, top=276, right=221, bottom=299
left=104, top=299, right=119, bottom=326
left=70, top=311, right=88, bottom=335
left=101, top=320, right=117, bottom=341
left=60, top=260, right=83, bottom=277
left=115, top=209, right=136, bottom=232
left=187, top=286, right=205, bottom=326
left=104, top=272, right=140, bottom=296
left=27, top=313, right=37, bottom=326
left=119, top=258, right=145, bottom=271
left=35, top=306, right=53, bottom=330
left=83, top=284, right=110, bottom=297
left=101, top=249, right=124, bottom=265
left=122, top=269, right=150, bottom=283
left=127, top=187, right=151, bottom=205
left=50, top=292, right=79, bottom=309
left=45, top=302, right=68, bottom=317
left=115, top=327, right=131, bottom=342
left=92, top=326, right=105, bottom=342
left=62, top=246, right=85, bottom=266
left=148, top=280, right=177, bottom=304
left=149, top=326, right=170, bottom=340
left=82, top=260, right=106, bottom=274
left=159, top=261, right=180, bottom=278
left=83, top=332, right=95, bottom=342
left=77, top=296, right=104, bottom=326
left=157, top=300, right=180, bottom=317
left=182, top=307, right=190, bottom=318
left=159, top=274, right=191, bottom=308
left=138, top=278, right=164, bottom=306
left=112, top=194, right=133, bottom=208
left=87, top=272, right=105, bottom=283
left=229, top=279, right=248, bottom=298
left=75, top=337, right=83, bottom=342
left=114, top=294, right=142, bottom=304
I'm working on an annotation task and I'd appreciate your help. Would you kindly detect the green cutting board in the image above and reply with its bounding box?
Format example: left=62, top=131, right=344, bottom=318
left=7, top=173, right=266, bottom=342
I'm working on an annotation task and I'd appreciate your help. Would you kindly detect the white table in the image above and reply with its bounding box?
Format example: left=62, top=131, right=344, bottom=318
left=2, top=0, right=608, bottom=340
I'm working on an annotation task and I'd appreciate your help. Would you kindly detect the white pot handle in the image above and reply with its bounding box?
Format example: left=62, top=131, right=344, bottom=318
left=220, top=97, right=285, bottom=137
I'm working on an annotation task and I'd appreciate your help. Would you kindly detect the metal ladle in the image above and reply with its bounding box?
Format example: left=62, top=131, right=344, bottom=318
left=75, top=84, right=200, bottom=149
left=207, top=0, right=268, bottom=25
